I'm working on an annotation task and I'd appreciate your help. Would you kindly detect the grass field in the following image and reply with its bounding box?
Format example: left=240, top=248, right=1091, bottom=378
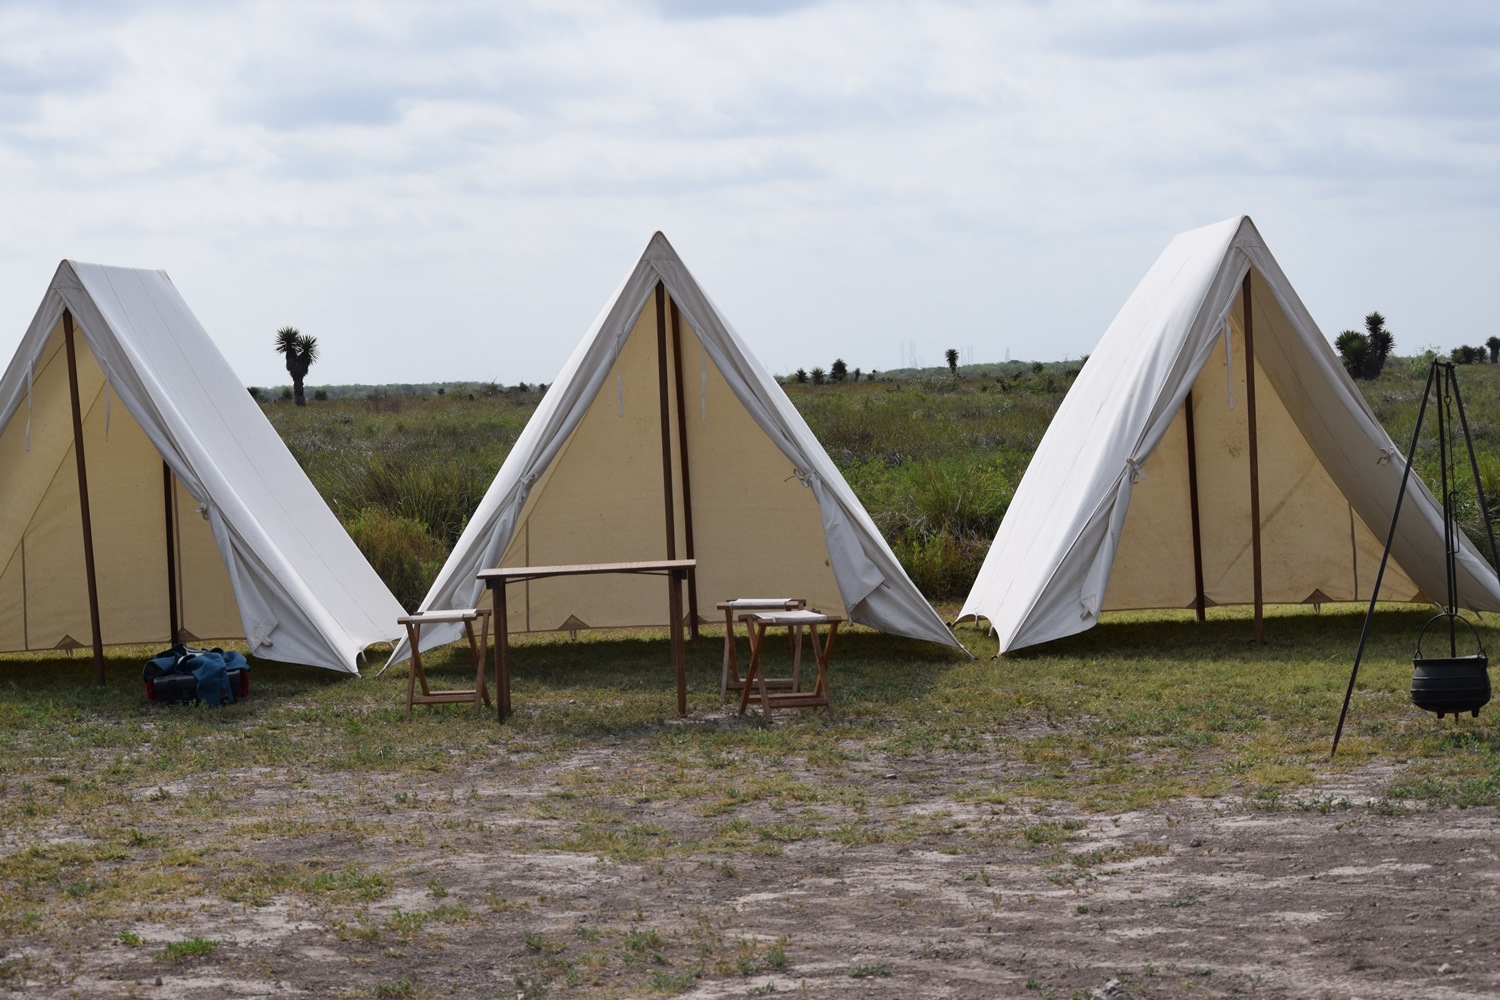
left=2, top=602, right=1497, bottom=996
left=4, top=358, right=1500, bottom=997
left=262, top=357, right=1500, bottom=606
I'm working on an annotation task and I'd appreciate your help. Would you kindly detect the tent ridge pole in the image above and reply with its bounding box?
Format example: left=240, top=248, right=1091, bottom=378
left=1242, top=272, right=1264, bottom=645
left=163, top=461, right=180, bottom=644
left=669, top=299, right=700, bottom=637
left=64, top=310, right=107, bottom=684
left=1184, top=389, right=1207, bottom=623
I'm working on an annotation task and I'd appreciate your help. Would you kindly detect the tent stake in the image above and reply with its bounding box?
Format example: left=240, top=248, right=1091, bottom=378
left=669, top=300, right=700, bottom=638
left=1184, top=389, right=1207, bottom=622
left=163, top=462, right=180, bottom=643
left=63, top=311, right=106, bottom=684
left=1242, top=273, right=1264, bottom=645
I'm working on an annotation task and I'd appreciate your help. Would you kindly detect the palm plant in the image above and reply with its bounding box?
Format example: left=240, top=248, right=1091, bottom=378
left=1335, top=330, right=1370, bottom=377
left=1487, top=337, right=1500, bottom=365
left=945, top=348, right=959, bottom=376
left=273, top=326, right=320, bottom=406
left=1363, top=312, right=1394, bottom=378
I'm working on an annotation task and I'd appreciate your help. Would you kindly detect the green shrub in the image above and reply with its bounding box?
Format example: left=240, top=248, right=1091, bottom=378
left=844, top=455, right=1015, bottom=598
left=331, top=455, right=491, bottom=547
left=341, top=507, right=448, bottom=611
left=891, top=530, right=988, bottom=599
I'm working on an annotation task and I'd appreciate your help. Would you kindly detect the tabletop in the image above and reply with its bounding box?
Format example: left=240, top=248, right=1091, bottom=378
left=478, top=559, right=695, bottom=583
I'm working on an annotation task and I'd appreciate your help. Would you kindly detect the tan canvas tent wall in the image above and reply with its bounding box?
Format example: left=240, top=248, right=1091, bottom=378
left=0, top=261, right=405, bottom=674
left=394, top=232, right=961, bottom=659
left=959, top=215, right=1500, bottom=654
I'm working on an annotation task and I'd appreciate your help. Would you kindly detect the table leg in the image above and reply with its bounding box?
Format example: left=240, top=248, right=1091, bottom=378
left=791, top=624, right=804, bottom=692
left=738, top=620, right=763, bottom=716
left=721, top=607, right=736, bottom=700
left=462, top=619, right=480, bottom=711
left=669, top=569, right=686, bottom=716
left=478, top=610, right=492, bottom=709
left=756, top=621, right=774, bottom=718
left=815, top=622, right=838, bottom=716
left=687, top=566, right=700, bottom=640
left=404, top=621, right=421, bottom=714
left=494, top=582, right=512, bottom=722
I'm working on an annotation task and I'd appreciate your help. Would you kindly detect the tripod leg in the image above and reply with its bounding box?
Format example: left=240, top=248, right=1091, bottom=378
left=1332, top=361, right=1438, bottom=756
left=1449, top=367, right=1500, bottom=575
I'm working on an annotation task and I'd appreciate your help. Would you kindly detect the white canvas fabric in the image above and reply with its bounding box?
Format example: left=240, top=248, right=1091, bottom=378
left=0, top=261, right=405, bottom=673
left=959, top=215, right=1500, bottom=654
left=393, top=232, right=961, bottom=660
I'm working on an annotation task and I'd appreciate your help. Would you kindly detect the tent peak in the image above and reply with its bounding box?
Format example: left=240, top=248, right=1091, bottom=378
left=641, top=231, right=680, bottom=264
left=1229, top=215, right=1266, bottom=251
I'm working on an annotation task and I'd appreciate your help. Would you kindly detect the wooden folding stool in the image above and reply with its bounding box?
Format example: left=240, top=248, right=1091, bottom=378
left=397, top=608, right=493, bottom=714
left=716, top=598, right=806, bottom=699
left=737, top=610, right=843, bottom=719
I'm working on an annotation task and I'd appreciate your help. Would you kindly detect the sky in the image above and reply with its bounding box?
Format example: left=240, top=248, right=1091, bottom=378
left=1, top=0, right=1497, bottom=388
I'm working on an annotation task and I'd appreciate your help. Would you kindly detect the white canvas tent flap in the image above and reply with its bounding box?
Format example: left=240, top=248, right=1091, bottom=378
left=960, top=215, right=1500, bottom=654
left=393, top=232, right=961, bottom=660
left=0, top=261, right=405, bottom=673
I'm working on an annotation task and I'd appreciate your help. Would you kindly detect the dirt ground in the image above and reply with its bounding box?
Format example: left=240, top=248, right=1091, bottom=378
left=5, top=735, right=1498, bottom=1000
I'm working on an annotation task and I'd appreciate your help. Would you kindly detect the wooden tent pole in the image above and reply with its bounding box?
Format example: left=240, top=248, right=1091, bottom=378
left=653, top=283, right=686, bottom=650
left=63, top=310, right=106, bottom=684
left=654, top=283, right=678, bottom=560
left=1183, top=389, right=1207, bottom=623
left=163, top=462, right=180, bottom=643
left=1242, top=272, right=1264, bottom=645
left=669, top=300, right=700, bottom=638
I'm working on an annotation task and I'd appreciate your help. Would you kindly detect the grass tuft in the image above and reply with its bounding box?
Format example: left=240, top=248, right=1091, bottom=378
left=157, top=937, right=216, bottom=964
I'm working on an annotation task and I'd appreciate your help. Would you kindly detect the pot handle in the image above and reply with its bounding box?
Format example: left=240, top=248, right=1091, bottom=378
left=1415, top=612, right=1487, bottom=659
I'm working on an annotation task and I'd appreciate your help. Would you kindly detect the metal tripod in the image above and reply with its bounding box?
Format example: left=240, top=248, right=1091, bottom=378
left=1331, top=360, right=1500, bottom=756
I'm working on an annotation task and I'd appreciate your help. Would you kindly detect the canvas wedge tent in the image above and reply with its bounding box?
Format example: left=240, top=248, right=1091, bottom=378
left=0, top=261, right=406, bottom=676
left=959, top=215, right=1500, bottom=654
left=394, top=232, right=961, bottom=659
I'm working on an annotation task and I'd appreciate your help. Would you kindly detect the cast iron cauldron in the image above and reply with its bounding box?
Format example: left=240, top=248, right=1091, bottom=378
left=1411, top=614, right=1491, bottom=719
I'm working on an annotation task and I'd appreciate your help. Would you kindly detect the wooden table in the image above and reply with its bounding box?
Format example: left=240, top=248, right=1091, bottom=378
left=738, top=610, right=843, bottom=719
left=396, top=608, right=492, bottom=715
left=477, top=559, right=697, bottom=722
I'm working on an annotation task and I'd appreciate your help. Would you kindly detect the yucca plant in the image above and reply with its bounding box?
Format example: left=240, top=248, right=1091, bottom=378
left=273, top=326, right=320, bottom=406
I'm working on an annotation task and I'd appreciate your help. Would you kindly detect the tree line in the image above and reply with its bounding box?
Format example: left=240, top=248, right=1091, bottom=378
left=788, top=359, right=877, bottom=385
left=785, top=348, right=970, bottom=386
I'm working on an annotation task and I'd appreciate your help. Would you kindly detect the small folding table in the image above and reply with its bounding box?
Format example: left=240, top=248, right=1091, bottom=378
left=737, top=610, right=842, bottom=719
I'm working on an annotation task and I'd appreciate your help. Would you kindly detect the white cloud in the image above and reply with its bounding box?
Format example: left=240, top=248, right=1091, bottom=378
left=0, top=0, right=1496, bottom=384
